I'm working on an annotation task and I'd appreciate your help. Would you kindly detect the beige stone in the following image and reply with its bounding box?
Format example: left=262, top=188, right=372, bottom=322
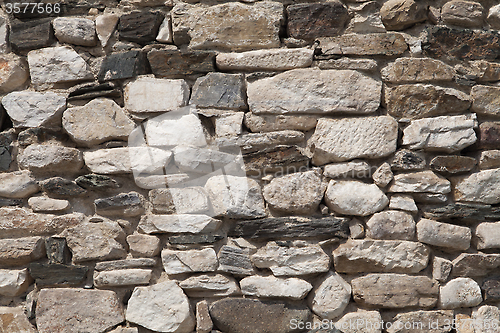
left=126, top=234, right=160, bottom=257
left=471, top=85, right=500, bottom=116
left=240, top=275, right=312, bottom=300
left=216, top=48, right=313, bottom=71
left=416, top=219, right=471, bottom=251
left=323, top=160, right=372, bottom=179
left=179, top=273, right=241, bottom=297
left=387, top=310, right=454, bottom=333
left=455, top=168, right=500, bottom=204
left=96, top=14, right=118, bottom=47
left=196, top=301, right=213, bottom=333
left=0, top=268, right=31, bottom=296
left=433, top=257, right=453, bottom=282
left=0, top=306, right=36, bottom=332
left=244, top=113, right=317, bottom=132
left=389, top=171, right=451, bottom=194
left=0, top=237, right=45, bottom=266
left=475, top=222, right=500, bottom=250
left=479, top=150, right=500, bottom=169
left=381, top=58, right=455, bottom=83
left=0, top=53, right=29, bottom=93
left=365, top=210, right=415, bottom=240
left=28, top=197, right=70, bottom=213
left=18, top=144, right=83, bottom=174
left=0, top=171, right=39, bottom=198
left=452, top=253, right=500, bottom=277
left=372, top=162, right=393, bottom=187
left=317, top=33, right=407, bottom=56
left=161, top=248, right=218, bottom=275
left=389, top=194, right=418, bottom=213
left=138, top=214, right=222, bottom=234
left=308, top=272, right=351, bottom=320
left=93, top=269, right=152, bottom=287
left=380, top=0, right=428, bottom=30
left=442, top=1, right=485, bottom=28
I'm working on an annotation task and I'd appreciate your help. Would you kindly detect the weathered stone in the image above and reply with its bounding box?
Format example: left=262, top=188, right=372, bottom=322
left=373, top=162, right=393, bottom=187
left=67, top=82, right=122, bottom=101
left=53, top=17, right=97, bottom=46
left=173, top=146, right=238, bottom=174
left=482, top=276, right=500, bottom=301
left=387, top=310, right=454, bottom=333
left=2, top=91, right=66, bottom=129
left=96, top=13, right=119, bottom=47
left=169, top=233, right=225, bottom=246
left=472, top=305, right=500, bottom=333
left=118, top=11, right=163, bottom=44
left=349, top=219, right=365, bottom=239
left=389, top=194, right=418, bottom=213
left=214, top=112, right=244, bottom=137
left=109, top=328, right=139, bottom=333
left=471, top=85, right=500, bottom=116
left=317, top=33, right=407, bottom=56
left=439, top=278, right=482, bottom=309
left=475, top=222, right=500, bottom=249
left=455, top=168, right=500, bottom=204
left=172, top=2, right=283, bottom=51
left=351, top=274, right=439, bottom=308
left=18, top=145, right=83, bottom=174
left=94, top=192, right=145, bottom=217
left=36, top=288, right=124, bottom=333
left=243, top=145, right=309, bottom=176
left=430, top=155, right=477, bottom=174
left=161, top=248, right=218, bottom=275
left=324, top=160, right=372, bottom=179
left=390, top=150, right=426, bottom=171
left=0, top=268, right=30, bottom=296
left=83, top=148, right=131, bottom=174
left=139, top=214, right=221, bottom=234
left=126, top=234, right=160, bottom=258
left=39, top=177, right=86, bottom=197
left=366, top=210, right=415, bottom=240
left=196, top=301, right=213, bottom=333
left=251, top=241, right=330, bottom=276
left=134, top=174, right=192, bottom=189
left=380, top=0, right=427, bottom=30
left=488, top=4, right=500, bottom=29
left=29, top=263, right=88, bottom=286
left=455, top=313, right=475, bottom=333
left=45, top=237, right=70, bottom=265
left=248, top=69, right=381, bottom=115
left=217, top=130, right=304, bottom=154
left=345, top=1, right=385, bottom=34
left=325, top=180, right=389, bottom=216
left=0, top=53, right=29, bottom=93
left=98, top=50, right=148, bottom=81
left=144, top=111, right=206, bottom=147
left=479, top=122, right=500, bottom=149
left=27, top=46, right=93, bottom=86
left=452, top=253, right=500, bottom=277
left=28, top=197, right=70, bottom=213
left=10, top=18, right=54, bottom=52
left=149, top=187, right=208, bottom=214
left=148, top=49, right=216, bottom=77
left=94, top=269, right=152, bottom=287
left=0, top=171, right=38, bottom=198
left=442, top=1, right=484, bottom=28
left=433, top=257, right=453, bottom=282
left=422, top=202, right=500, bottom=221
left=190, top=73, right=246, bottom=110
left=217, top=245, right=255, bottom=276
left=95, top=258, right=157, bottom=271
left=0, top=306, right=36, bottom=332
left=0, top=236, right=44, bottom=266
left=75, top=174, right=119, bottom=191
left=389, top=171, right=451, bottom=194
left=382, top=58, right=455, bottom=83
left=210, top=298, right=311, bottom=333
left=317, top=57, right=378, bottom=71
left=240, top=275, right=312, bottom=300
left=457, top=60, right=500, bottom=82
left=156, top=17, right=172, bottom=43
left=307, top=271, right=350, bottom=319
left=179, top=273, right=240, bottom=297
left=334, top=311, right=382, bottom=333
left=416, top=219, right=471, bottom=250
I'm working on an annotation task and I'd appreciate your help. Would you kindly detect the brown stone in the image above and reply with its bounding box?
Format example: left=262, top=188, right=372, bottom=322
left=471, top=85, right=500, bottom=116
left=0, top=307, right=36, bottom=332
left=430, top=156, right=477, bottom=174
left=147, top=49, right=216, bottom=78
left=243, top=145, right=309, bottom=176
left=380, top=0, right=428, bottom=30
left=442, top=0, right=485, bottom=28
left=381, top=58, right=455, bottom=83
left=0, top=237, right=45, bottom=266
left=452, top=253, right=500, bottom=277
left=479, top=122, right=500, bottom=149
left=318, top=33, right=407, bottom=56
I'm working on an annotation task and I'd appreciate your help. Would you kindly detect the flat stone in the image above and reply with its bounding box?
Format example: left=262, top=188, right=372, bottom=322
left=482, top=276, right=500, bottom=301
left=190, top=73, right=247, bottom=110
left=217, top=245, right=255, bottom=276
left=433, top=257, right=453, bottom=282
left=39, top=177, right=86, bottom=197
left=479, top=122, right=500, bottom=149
left=373, top=162, right=393, bottom=187
left=169, top=233, right=225, bottom=246
left=390, top=149, right=426, bottom=171
left=0, top=268, right=30, bottom=296
left=457, top=60, right=500, bottom=82
left=2, top=91, right=66, bottom=129
left=472, top=305, right=500, bottom=333
left=209, top=298, right=311, bottom=333
left=53, top=17, right=97, bottom=46
left=172, top=146, right=239, bottom=174
left=387, top=310, right=454, bottom=333
left=196, top=301, right=213, bottom=333
left=28, top=197, right=70, bottom=213
left=251, top=241, right=330, bottom=276
left=95, top=258, right=157, bottom=271
left=109, top=328, right=138, bottom=333
left=243, top=145, right=309, bottom=176
left=351, top=274, right=439, bottom=309
left=98, top=50, right=148, bottom=81
left=430, top=155, right=477, bottom=174
left=148, top=49, right=216, bottom=77
left=439, top=278, right=482, bottom=309
left=422, top=202, right=500, bottom=221
left=18, top=145, right=83, bottom=174
left=27, top=46, right=93, bottom=86
left=317, top=33, right=407, bottom=56
left=389, top=171, right=451, bottom=194
left=323, top=160, right=372, bottom=179
left=75, top=174, right=119, bottom=191
left=454, top=168, right=500, bottom=204
left=127, top=234, right=160, bottom=258
left=94, top=269, right=151, bottom=287
left=156, top=17, right=172, bottom=43
left=179, top=273, right=241, bottom=297
left=365, top=210, right=415, bottom=240
left=0, top=236, right=44, bottom=266
left=161, top=248, right=218, bottom=275
left=96, top=13, right=119, bottom=47
left=471, top=85, right=500, bottom=116
left=389, top=194, right=418, bottom=213
left=475, top=222, right=500, bottom=250
left=138, top=214, right=221, bottom=234
left=144, top=111, right=207, bottom=147
left=416, top=219, right=471, bottom=250
left=0, top=306, right=36, bottom=332
left=124, top=76, right=190, bottom=113
left=380, top=0, right=427, bottom=30
left=10, top=18, right=54, bottom=52
left=36, top=288, right=125, bottom=333
left=94, top=191, right=145, bottom=217
left=83, top=148, right=131, bottom=174
left=307, top=271, right=351, bottom=319
left=134, top=174, right=191, bottom=189
left=0, top=199, right=23, bottom=208
left=442, top=0, right=485, bottom=28
left=118, top=11, right=163, bottom=45
left=452, top=253, right=500, bottom=277
left=29, top=263, right=88, bottom=287
left=0, top=171, right=38, bottom=198
left=325, top=180, right=389, bottom=216
left=217, top=130, right=304, bottom=154
left=0, top=53, right=29, bottom=93
left=149, top=187, right=208, bottom=214
left=317, top=57, right=378, bottom=71
left=248, top=69, right=381, bottom=115
left=381, top=58, right=455, bottom=83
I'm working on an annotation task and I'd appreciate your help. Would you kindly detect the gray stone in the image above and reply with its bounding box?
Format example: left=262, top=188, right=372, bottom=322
left=454, top=168, right=500, bottom=204
left=243, top=145, right=309, bottom=176
left=345, top=1, right=385, bottom=34
left=75, top=174, right=119, bottom=191
left=389, top=194, right=418, bottom=213
left=190, top=73, right=247, bottom=110
left=416, top=219, right=471, bottom=251
left=452, top=253, right=500, bottom=277
left=388, top=171, right=451, bottom=194
left=381, top=58, right=455, bottom=83
left=317, top=33, right=407, bottom=56
left=53, top=17, right=97, bottom=46
left=118, top=11, right=163, bottom=45
left=156, top=17, right=172, bottom=43
left=475, top=222, right=500, bottom=250
left=28, top=197, right=70, bottom=213
left=365, top=210, right=415, bottom=240
left=241, top=275, right=312, bottom=300
left=0, top=268, right=31, bottom=296
left=147, top=49, right=216, bottom=78
left=169, top=233, right=225, bottom=246
left=439, top=278, right=482, bottom=309
left=472, top=305, right=499, bottom=333
left=150, top=187, right=208, bottom=214
left=18, top=145, right=83, bottom=174
left=430, top=155, right=477, bottom=174
left=173, top=146, right=240, bottom=174
left=10, top=18, right=54, bottom=53
left=196, top=301, right=213, bottom=333
left=98, top=50, right=148, bottom=81
left=433, top=257, right=453, bottom=282
left=308, top=271, right=351, bottom=320
left=481, top=277, right=500, bottom=302
left=442, top=1, right=485, bottom=28
left=0, top=171, right=39, bottom=198
left=179, top=273, right=241, bottom=297
left=217, top=245, right=255, bottom=276
left=216, top=48, right=313, bottom=71
left=471, top=85, right=500, bottom=116
left=94, top=192, right=145, bottom=217
left=127, top=234, right=160, bottom=258
left=161, top=248, right=218, bottom=274
left=323, top=161, right=372, bottom=179
left=95, top=258, right=157, bottom=271
left=488, top=4, right=500, bottom=29
left=29, top=262, right=89, bottom=287
left=380, top=0, right=427, bottom=30
left=0, top=53, right=29, bottom=93
left=39, top=177, right=86, bottom=197
left=138, top=214, right=222, bottom=234
left=216, top=130, right=304, bottom=154
left=317, top=57, right=378, bottom=71
left=390, top=149, right=426, bottom=171
left=0, top=236, right=45, bottom=266
left=387, top=310, right=454, bottom=333
left=94, top=269, right=152, bottom=287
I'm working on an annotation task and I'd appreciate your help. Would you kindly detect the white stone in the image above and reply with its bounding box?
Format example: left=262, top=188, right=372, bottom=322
left=417, top=219, right=471, bottom=251
left=145, top=110, right=206, bottom=147
left=387, top=310, right=454, bottom=333
left=0, top=16, right=7, bottom=53
left=28, top=197, right=70, bottom=213
left=388, top=171, right=451, bottom=194
left=488, top=4, right=500, bottom=29
left=179, top=273, right=241, bottom=297
left=475, top=222, right=500, bottom=250
left=372, top=162, right=393, bottom=187
left=138, top=214, right=221, bottom=234
left=323, top=160, right=372, bottom=179
left=2, top=91, right=66, bottom=128
left=349, top=218, right=365, bottom=239
left=96, top=14, right=119, bottom=47
left=472, top=305, right=500, bottom=333
left=439, top=278, right=482, bottom=309
left=0, top=171, right=39, bottom=198
left=216, top=48, right=313, bottom=71
left=94, top=269, right=152, bottom=287
left=308, top=272, right=351, bottom=320
left=244, top=112, right=317, bottom=132
left=53, top=17, right=97, bottom=46
left=156, top=16, right=173, bottom=43
left=0, top=268, right=30, bottom=296
left=173, top=146, right=240, bottom=174
left=365, top=210, right=415, bottom=240
left=433, top=257, right=453, bottom=282
left=402, top=114, right=478, bottom=152
left=345, top=1, right=386, bottom=33
left=455, top=168, right=500, bottom=204
left=161, top=248, right=218, bottom=275
left=240, top=275, right=313, bottom=300
left=389, top=194, right=418, bottom=213
left=325, top=180, right=389, bottom=216
left=214, top=112, right=244, bottom=137
left=18, top=144, right=83, bottom=174
left=335, top=311, right=383, bottom=333
left=0, top=53, right=29, bottom=93
left=126, top=281, right=195, bottom=333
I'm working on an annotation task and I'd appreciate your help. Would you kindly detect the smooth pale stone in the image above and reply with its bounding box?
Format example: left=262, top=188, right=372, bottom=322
left=333, top=239, right=430, bottom=273
left=455, top=168, right=500, bottom=204
left=439, top=278, right=482, bottom=309
left=134, top=174, right=190, bottom=189
left=452, top=253, right=500, bottom=277
left=472, top=305, right=500, bottom=333
left=475, top=222, right=500, bottom=249
left=0, top=170, right=39, bottom=198
left=240, top=276, right=312, bottom=300
left=28, top=197, right=70, bottom=213
left=196, top=301, right=213, bottom=333
left=387, top=310, right=454, bottom=333
left=93, top=269, right=152, bottom=287
left=126, top=281, right=195, bottom=333
left=479, top=150, right=500, bottom=169
left=62, top=98, right=135, bottom=147
left=0, top=53, right=29, bottom=93
left=471, top=85, right=500, bottom=116
left=109, top=328, right=138, bottom=333
left=18, top=145, right=83, bottom=174
left=94, top=258, right=157, bottom=271
left=247, top=69, right=381, bottom=114
left=325, top=180, right=389, bottom=216
left=488, top=4, right=500, bottom=29
left=173, top=146, right=240, bottom=174
left=365, top=210, right=416, bottom=240
left=251, top=241, right=330, bottom=276
left=36, top=289, right=125, bottom=333
left=372, top=162, right=393, bottom=187
left=381, top=57, right=455, bottom=83
left=127, top=234, right=160, bottom=257
left=380, top=0, right=427, bottom=30
left=442, top=0, right=485, bottom=28
left=216, top=130, right=304, bottom=154
left=161, top=248, right=218, bottom=275
left=27, top=46, right=93, bottom=86
left=307, top=271, right=351, bottom=320
left=317, top=33, right=407, bottom=56
left=335, top=311, right=383, bottom=333
left=403, top=114, right=477, bottom=152
left=96, top=14, right=119, bottom=47
left=388, top=171, right=451, bottom=194
left=389, top=194, right=418, bottom=213
left=179, top=273, right=241, bottom=297
left=53, top=17, right=97, bottom=46
left=323, top=160, right=371, bottom=179
left=0, top=268, right=30, bottom=296
left=138, top=214, right=222, bottom=234
left=433, top=257, right=453, bottom=282
left=144, top=111, right=206, bottom=147
left=2, top=91, right=66, bottom=128
left=0, top=237, right=45, bottom=265
left=124, top=77, right=190, bottom=113
left=0, top=306, right=36, bottom=332
left=416, top=219, right=471, bottom=251
left=216, top=48, right=313, bottom=71
left=244, top=112, right=317, bottom=132
left=214, top=112, right=244, bottom=137
left=149, top=187, right=209, bottom=214
left=156, top=16, right=172, bottom=43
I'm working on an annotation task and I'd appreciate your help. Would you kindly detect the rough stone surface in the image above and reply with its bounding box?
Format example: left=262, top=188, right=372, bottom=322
left=479, top=122, right=500, bottom=149
left=179, top=273, right=240, bottom=297
left=10, top=18, right=54, bottom=52
left=390, top=149, right=426, bottom=171
left=416, top=219, right=471, bottom=251
left=317, top=33, right=407, bottom=56
left=430, top=155, right=477, bottom=174
left=380, top=0, right=427, bottom=30
left=243, top=145, right=309, bottom=176
left=372, top=162, right=393, bottom=187
left=96, top=13, right=119, bottom=47
left=118, top=11, right=163, bottom=45
left=307, top=271, right=351, bottom=320
left=475, top=222, right=500, bottom=250
left=148, top=49, right=216, bottom=77
left=156, top=17, right=172, bottom=43
left=389, top=194, right=418, bottom=213
left=0, top=236, right=45, bottom=266
left=53, top=17, right=97, bottom=46
left=365, top=210, right=415, bottom=240
left=439, top=278, right=482, bottom=309
left=452, top=253, right=500, bottom=277
left=482, top=276, right=500, bottom=301
left=127, top=234, right=160, bottom=258
left=95, top=258, right=157, bottom=271
left=387, top=310, right=454, bottom=333
left=382, top=58, right=455, bottom=83
left=442, top=1, right=485, bottom=28
left=472, top=305, right=500, bottom=333
left=0, top=53, right=29, bottom=93
left=217, top=245, right=255, bottom=276
left=98, top=50, right=148, bottom=81
left=83, top=148, right=133, bottom=174
left=241, top=275, right=312, bottom=300
left=0, top=306, right=36, bottom=332
left=161, top=248, right=218, bottom=275
left=75, top=174, right=119, bottom=191
left=190, top=73, right=247, bottom=110
left=18, top=145, right=83, bottom=174
left=471, top=85, right=500, bottom=116
left=454, top=168, right=500, bottom=204
left=433, top=257, right=453, bottom=282
left=39, top=177, right=86, bottom=197
left=216, top=130, right=304, bottom=154
left=94, top=192, right=145, bottom=217
left=138, top=214, right=221, bottom=234
left=150, top=187, right=208, bottom=215
left=0, top=268, right=30, bottom=296
left=0, top=171, right=39, bottom=198
left=28, top=197, right=70, bottom=213
left=323, top=160, right=371, bottom=179
left=389, top=171, right=451, bottom=194
left=317, top=57, right=378, bottom=71
left=94, top=269, right=152, bottom=287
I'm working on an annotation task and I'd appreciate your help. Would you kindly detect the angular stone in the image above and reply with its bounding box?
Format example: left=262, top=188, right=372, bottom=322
left=196, top=301, right=213, bottom=333
left=144, top=111, right=206, bottom=147
left=190, top=73, right=246, bottom=110
left=39, top=177, right=86, bottom=197
left=95, top=258, right=157, bottom=271
left=482, top=276, right=500, bottom=301
left=28, top=197, right=70, bottom=213
left=472, top=305, right=500, bottom=333
left=94, top=269, right=151, bottom=287
left=27, top=46, right=93, bottom=86
left=2, top=91, right=66, bottom=129
left=373, top=162, right=393, bottom=187
left=83, top=148, right=131, bottom=174
left=454, top=168, right=500, bottom=204
left=109, top=328, right=138, bottom=333
left=75, top=174, right=119, bottom=191
left=18, top=145, right=83, bottom=174
left=475, top=222, right=500, bottom=250
left=433, top=257, right=453, bottom=282
left=172, top=2, right=283, bottom=51
left=96, top=13, right=119, bottom=47
left=381, top=58, right=455, bottom=83
left=457, top=60, right=500, bottom=82
left=10, top=18, right=54, bottom=52
left=317, top=33, right=407, bottom=56
left=36, top=288, right=124, bottom=333
left=0, top=306, right=36, bottom=332
left=380, top=0, right=427, bottom=30
left=345, top=1, right=385, bottom=34
left=45, top=237, right=70, bottom=265
left=214, top=112, right=244, bottom=137
left=126, top=234, right=160, bottom=258
left=390, top=150, right=426, bottom=171
left=98, top=50, right=148, bottom=81
left=217, top=48, right=312, bottom=72
left=308, top=271, right=350, bottom=319
left=94, top=192, right=145, bottom=217
left=173, top=146, right=238, bottom=174
left=245, top=113, right=317, bottom=133
left=439, top=278, right=482, bottom=309
left=161, top=248, right=218, bottom=275
left=118, top=11, right=163, bottom=45
left=430, top=155, right=477, bottom=174
left=455, top=314, right=475, bottom=333
left=217, top=130, right=304, bottom=154
left=67, top=82, right=122, bottom=101
left=0, top=53, right=29, bottom=93
left=389, top=171, right=451, bottom=194
left=489, top=4, right=500, bottom=29
left=156, top=17, right=172, bottom=43
left=124, top=76, right=190, bottom=113
left=416, top=219, right=471, bottom=250
left=29, top=263, right=88, bottom=287
left=325, top=180, right=389, bottom=216
left=169, top=233, right=225, bottom=246
left=351, top=274, right=439, bottom=308
left=248, top=69, right=381, bottom=115
left=0, top=236, right=44, bottom=266
left=63, top=98, right=135, bottom=147
left=53, top=17, right=97, bottom=46
left=134, top=174, right=191, bottom=189
left=217, top=245, right=255, bottom=276
left=471, top=85, right=500, bottom=116
left=333, top=240, right=429, bottom=274
left=452, top=253, right=500, bottom=277
left=366, top=210, right=415, bottom=240
left=387, top=310, right=454, bottom=333
left=148, top=49, right=215, bottom=77
left=324, top=160, right=372, bottom=179
left=138, top=214, right=221, bottom=234
left=422, top=202, right=500, bottom=222
left=0, top=268, right=30, bottom=296
left=442, top=1, right=484, bottom=28
left=317, top=57, right=378, bottom=71
left=389, top=194, right=418, bottom=213
left=479, top=122, right=500, bottom=149
left=210, top=298, right=311, bottom=333
left=0, top=171, right=39, bottom=198
left=179, top=273, right=240, bottom=297
left=243, top=145, right=309, bottom=176
left=251, top=241, right=330, bottom=276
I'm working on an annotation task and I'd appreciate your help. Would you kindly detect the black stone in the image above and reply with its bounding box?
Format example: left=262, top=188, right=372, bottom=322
left=0, top=146, right=10, bottom=171
left=243, top=145, right=310, bottom=176
left=29, top=263, right=88, bottom=286
left=39, top=177, right=87, bottom=197
left=10, top=18, right=54, bottom=53
left=0, top=198, right=23, bottom=207
left=228, top=216, right=350, bottom=240
left=390, top=149, right=426, bottom=171
left=422, top=203, right=500, bottom=222
left=168, top=233, right=225, bottom=245
left=97, top=50, right=148, bottom=81
left=75, top=174, right=120, bottom=190
left=68, top=82, right=122, bottom=101
left=94, top=192, right=143, bottom=213
left=217, top=245, right=254, bottom=276
left=118, top=11, right=163, bottom=45
left=147, top=49, right=216, bottom=78
left=482, top=276, right=500, bottom=301
left=45, top=237, right=71, bottom=264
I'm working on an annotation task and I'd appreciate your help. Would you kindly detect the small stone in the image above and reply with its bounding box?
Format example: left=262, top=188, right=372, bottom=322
left=366, top=210, right=415, bottom=240
left=127, top=234, right=160, bottom=258
left=488, top=4, right=500, bottom=29
left=196, top=301, right=213, bottom=333
left=94, top=269, right=152, bottom=287
left=0, top=53, right=29, bottom=93
left=325, top=180, right=389, bottom=216
left=243, top=145, right=309, bottom=176
left=217, top=245, right=255, bottom=276
left=318, top=32, right=407, bottom=56
left=96, top=13, right=119, bottom=47
left=109, top=328, right=138, bottom=333
left=138, top=214, right=221, bottom=234
left=214, top=112, right=244, bottom=137
left=452, top=253, right=500, bottom=277
left=433, top=257, right=453, bottom=282
left=216, top=130, right=304, bottom=154
left=53, top=17, right=97, bottom=46
left=390, top=149, right=426, bottom=171
left=98, top=50, right=148, bottom=81
left=0, top=236, right=45, bottom=266
left=241, top=275, right=312, bottom=300
left=387, top=310, right=454, bottom=333
left=150, top=187, right=209, bottom=215
left=156, top=17, right=172, bottom=43
left=416, top=219, right=471, bottom=251
left=323, top=160, right=372, bottom=179
left=430, top=156, right=477, bottom=174
left=45, top=237, right=70, bottom=264
left=439, top=278, right=482, bottom=309
left=349, top=218, right=365, bottom=239
left=472, top=305, right=500, bottom=333
left=144, top=111, right=207, bottom=147
left=29, top=263, right=89, bottom=286
left=10, top=18, right=54, bottom=52
left=317, top=57, right=378, bottom=71
left=336, top=311, right=382, bottom=333
left=75, top=174, right=119, bottom=191
left=0, top=170, right=39, bottom=198
left=456, top=314, right=475, bottom=333
left=389, top=171, right=451, bottom=194
left=454, top=168, right=500, bottom=204
left=179, top=273, right=240, bottom=297
left=94, top=192, right=145, bottom=217
left=457, top=60, right=500, bottom=82
left=18, top=145, right=83, bottom=174
left=471, top=85, right=500, bottom=116
left=372, top=162, right=393, bottom=187
left=39, top=177, right=86, bottom=197
left=169, top=233, right=225, bottom=246
left=161, top=248, right=218, bottom=275
left=0, top=268, right=30, bottom=296
left=307, top=271, right=351, bottom=319
left=118, top=11, right=163, bottom=45
left=0, top=306, right=36, bottom=332
left=475, top=222, right=500, bottom=250
left=482, top=276, right=500, bottom=301
left=28, top=197, right=70, bottom=213
left=381, top=58, right=455, bottom=83
left=95, top=258, right=157, bottom=271
left=83, top=148, right=132, bottom=174
left=173, top=146, right=239, bottom=174
left=389, top=194, right=418, bottom=213
left=380, top=0, right=427, bottom=30
left=147, top=49, right=216, bottom=77
left=442, top=1, right=484, bottom=28
left=67, top=82, right=122, bottom=101
left=190, top=73, right=246, bottom=110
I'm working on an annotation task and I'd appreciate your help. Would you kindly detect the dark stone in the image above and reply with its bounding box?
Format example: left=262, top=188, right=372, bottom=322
left=10, top=0, right=113, bottom=19
left=39, top=177, right=87, bottom=197
left=243, top=145, right=309, bottom=176
left=412, top=193, right=448, bottom=204
left=168, top=233, right=225, bottom=245
left=97, top=50, right=148, bottom=82
left=95, top=258, right=157, bottom=271
left=75, top=174, right=119, bottom=191
left=45, top=237, right=71, bottom=265
left=479, top=122, right=500, bottom=149
left=423, top=26, right=500, bottom=60
left=287, top=2, right=349, bottom=40
left=422, top=203, right=500, bottom=222
left=482, top=276, right=500, bottom=301
left=390, top=149, right=426, bottom=171
left=429, top=155, right=477, bottom=174
left=228, top=216, right=350, bottom=240
left=210, top=298, right=311, bottom=333
left=0, top=198, right=22, bottom=207
left=18, top=128, right=44, bottom=147
left=94, top=191, right=144, bottom=217
left=10, top=18, right=54, bottom=53
left=0, top=146, right=11, bottom=171
left=148, top=49, right=216, bottom=78
left=217, top=245, right=254, bottom=276
left=190, top=73, right=247, bottom=110
left=29, top=263, right=88, bottom=286
left=68, top=82, right=122, bottom=101
left=118, top=11, right=163, bottom=45
left=452, top=253, right=500, bottom=277
left=0, top=130, right=14, bottom=148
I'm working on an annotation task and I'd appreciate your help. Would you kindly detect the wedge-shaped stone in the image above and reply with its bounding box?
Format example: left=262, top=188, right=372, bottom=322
left=471, top=85, right=500, bottom=116
left=179, top=273, right=241, bottom=297
left=161, top=248, right=218, bottom=275
left=333, top=240, right=430, bottom=273
left=389, top=171, right=451, bottom=194
left=476, top=222, right=500, bottom=250
left=241, top=275, right=312, bottom=300
left=216, top=130, right=304, bottom=154
left=216, top=48, right=313, bottom=71
left=94, top=269, right=152, bottom=288
left=317, top=33, right=407, bottom=56
left=351, top=274, right=439, bottom=308
left=455, top=168, right=500, bottom=204
left=244, top=113, right=317, bottom=132
left=452, top=253, right=500, bottom=277
left=248, top=69, right=381, bottom=114
left=0, top=268, right=31, bottom=296
left=387, top=310, right=454, bottom=333
left=138, top=214, right=221, bottom=234
left=307, top=271, right=351, bottom=319
left=0, top=306, right=36, bottom=332
left=149, top=187, right=209, bottom=214
left=18, top=145, right=83, bottom=174
left=416, top=219, right=471, bottom=251
left=0, top=237, right=44, bottom=266
left=0, top=171, right=39, bottom=198
left=366, top=210, right=415, bottom=240
left=439, top=278, right=482, bottom=309
left=382, top=58, right=455, bottom=83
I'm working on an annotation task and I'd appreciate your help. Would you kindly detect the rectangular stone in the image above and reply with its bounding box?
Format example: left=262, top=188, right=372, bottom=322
left=381, top=58, right=455, bottom=83
left=216, top=130, right=305, bottom=154
left=149, top=187, right=209, bottom=214
left=452, top=253, right=500, bottom=277
left=217, top=245, right=255, bottom=276
left=29, top=263, right=88, bottom=286
left=148, top=49, right=215, bottom=77
left=161, top=248, right=218, bottom=275
left=422, top=202, right=500, bottom=222
left=317, top=33, right=407, bottom=56
left=94, top=269, right=152, bottom=287
left=0, top=237, right=45, bottom=266
left=138, top=214, right=222, bottom=234
left=95, top=258, right=157, bottom=271
left=98, top=50, right=148, bottom=82
left=10, top=18, right=54, bottom=53
left=243, top=145, right=309, bottom=176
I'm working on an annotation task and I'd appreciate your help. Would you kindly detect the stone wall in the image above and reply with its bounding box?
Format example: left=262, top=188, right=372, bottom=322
left=2, top=0, right=500, bottom=332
